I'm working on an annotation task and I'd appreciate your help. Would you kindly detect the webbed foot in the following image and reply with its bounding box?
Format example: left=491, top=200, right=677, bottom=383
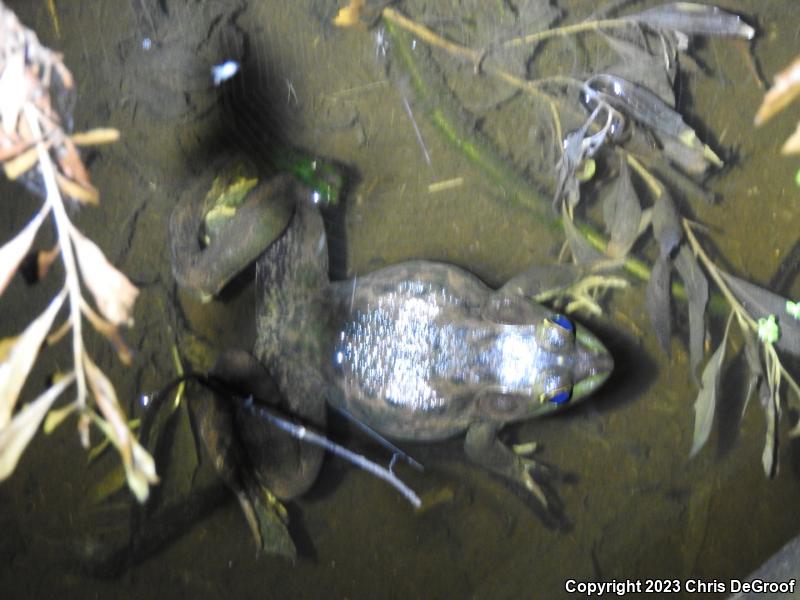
left=533, top=273, right=628, bottom=316
left=238, top=476, right=297, bottom=560
left=497, top=264, right=627, bottom=317
left=465, top=422, right=567, bottom=525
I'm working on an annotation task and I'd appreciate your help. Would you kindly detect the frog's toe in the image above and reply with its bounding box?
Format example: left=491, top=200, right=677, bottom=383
left=520, top=464, right=548, bottom=508
left=260, top=485, right=289, bottom=524
left=512, top=441, right=539, bottom=456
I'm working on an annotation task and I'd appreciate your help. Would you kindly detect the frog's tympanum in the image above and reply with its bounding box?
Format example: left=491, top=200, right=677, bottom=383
left=169, top=163, right=613, bottom=554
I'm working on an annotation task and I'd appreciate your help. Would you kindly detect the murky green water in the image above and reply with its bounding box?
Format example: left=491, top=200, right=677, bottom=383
left=1, top=1, right=799, bottom=598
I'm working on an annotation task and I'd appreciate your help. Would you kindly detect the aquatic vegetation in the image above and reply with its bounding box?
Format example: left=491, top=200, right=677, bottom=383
left=0, top=2, right=155, bottom=500
left=335, top=1, right=800, bottom=474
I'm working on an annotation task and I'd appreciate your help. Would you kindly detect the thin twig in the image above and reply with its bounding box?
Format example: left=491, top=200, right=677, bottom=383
left=501, top=18, right=631, bottom=49
left=23, top=103, right=88, bottom=416
left=242, top=397, right=421, bottom=508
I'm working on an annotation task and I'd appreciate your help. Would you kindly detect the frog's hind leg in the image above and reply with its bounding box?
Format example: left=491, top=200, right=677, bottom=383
left=464, top=421, right=568, bottom=527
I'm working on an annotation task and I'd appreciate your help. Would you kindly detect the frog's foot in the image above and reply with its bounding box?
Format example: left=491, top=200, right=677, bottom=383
left=534, top=274, right=628, bottom=316
left=239, top=474, right=297, bottom=560
left=465, top=422, right=562, bottom=517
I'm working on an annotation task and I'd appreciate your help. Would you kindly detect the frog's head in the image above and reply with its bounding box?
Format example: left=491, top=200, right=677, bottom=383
left=477, top=313, right=613, bottom=422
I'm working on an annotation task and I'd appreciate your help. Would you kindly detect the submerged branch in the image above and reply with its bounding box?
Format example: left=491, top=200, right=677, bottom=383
left=242, top=397, right=422, bottom=508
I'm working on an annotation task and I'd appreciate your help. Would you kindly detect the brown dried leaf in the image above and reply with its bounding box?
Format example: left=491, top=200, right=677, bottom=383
left=781, top=121, right=800, bottom=155
left=70, top=128, right=120, bottom=146
left=3, top=145, right=39, bottom=180
left=0, top=203, right=49, bottom=296
left=57, top=139, right=90, bottom=187
left=43, top=399, right=78, bottom=434
left=35, top=242, right=60, bottom=282
left=70, top=227, right=138, bottom=326
left=0, top=372, right=75, bottom=480
left=755, top=57, right=800, bottom=126
left=90, top=412, right=158, bottom=503
left=83, top=354, right=153, bottom=498
left=0, top=288, right=66, bottom=428
left=81, top=299, right=133, bottom=366
left=55, top=171, right=98, bottom=205
left=83, top=354, right=130, bottom=462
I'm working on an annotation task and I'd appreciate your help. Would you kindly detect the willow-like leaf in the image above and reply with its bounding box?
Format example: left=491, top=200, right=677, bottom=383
left=90, top=412, right=158, bottom=503
left=562, top=203, right=605, bottom=264
left=652, top=191, right=682, bottom=258
left=584, top=74, right=721, bottom=172
left=690, top=323, right=729, bottom=458
left=646, top=254, right=672, bottom=352
left=740, top=327, right=764, bottom=423
left=0, top=288, right=66, bottom=428
left=675, top=245, right=708, bottom=379
left=70, top=226, right=139, bottom=327
left=762, top=385, right=778, bottom=477
left=602, top=159, right=642, bottom=258
left=625, top=3, right=755, bottom=40
left=721, top=272, right=800, bottom=358
left=755, top=57, right=800, bottom=126
left=600, top=32, right=677, bottom=107
left=0, top=203, right=50, bottom=296
left=0, top=373, right=75, bottom=480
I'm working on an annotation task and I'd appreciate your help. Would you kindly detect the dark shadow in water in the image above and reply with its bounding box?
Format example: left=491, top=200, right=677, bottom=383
left=586, top=318, right=660, bottom=414
left=57, top=483, right=230, bottom=579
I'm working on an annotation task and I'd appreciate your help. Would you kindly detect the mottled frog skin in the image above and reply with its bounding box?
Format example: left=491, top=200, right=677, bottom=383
left=172, top=171, right=613, bottom=512
left=325, top=261, right=612, bottom=442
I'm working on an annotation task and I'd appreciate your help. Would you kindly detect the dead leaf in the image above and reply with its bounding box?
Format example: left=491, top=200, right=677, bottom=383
left=0, top=372, right=75, bottom=480
left=70, top=226, right=138, bottom=326
left=83, top=354, right=131, bottom=465
left=0, top=288, right=66, bottom=428
left=55, top=171, right=98, bottom=205
left=43, top=399, right=77, bottom=434
left=56, top=138, right=91, bottom=187
left=35, top=242, right=60, bottom=282
left=755, top=57, right=800, bottom=126
left=333, top=0, right=365, bottom=27
left=89, top=411, right=158, bottom=503
left=3, top=145, right=39, bottom=180
left=70, top=128, right=120, bottom=146
left=781, top=121, right=800, bottom=155
left=80, top=299, right=133, bottom=366
left=0, top=202, right=50, bottom=296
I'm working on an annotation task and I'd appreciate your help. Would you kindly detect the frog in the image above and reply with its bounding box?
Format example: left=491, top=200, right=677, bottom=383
left=169, top=160, right=614, bottom=549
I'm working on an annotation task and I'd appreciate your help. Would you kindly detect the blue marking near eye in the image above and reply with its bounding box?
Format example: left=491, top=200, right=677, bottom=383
left=550, top=314, right=574, bottom=333
left=548, top=388, right=572, bottom=405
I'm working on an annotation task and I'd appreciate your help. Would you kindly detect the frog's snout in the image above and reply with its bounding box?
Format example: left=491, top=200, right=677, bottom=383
left=573, top=327, right=614, bottom=399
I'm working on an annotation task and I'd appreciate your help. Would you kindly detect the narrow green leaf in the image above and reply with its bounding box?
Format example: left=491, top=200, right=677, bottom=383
left=690, top=326, right=729, bottom=457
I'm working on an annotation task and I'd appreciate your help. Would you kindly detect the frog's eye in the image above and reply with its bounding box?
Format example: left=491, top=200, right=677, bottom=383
left=547, top=314, right=574, bottom=335
left=540, top=386, right=573, bottom=405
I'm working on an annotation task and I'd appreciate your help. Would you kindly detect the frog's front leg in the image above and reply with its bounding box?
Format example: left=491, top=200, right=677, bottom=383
left=498, top=264, right=627, bottom=316
left=464, top=420, right=551, bottom=509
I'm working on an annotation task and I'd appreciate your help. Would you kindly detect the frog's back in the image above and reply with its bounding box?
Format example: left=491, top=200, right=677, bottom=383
left=326, top=261, right=494, bottom=440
